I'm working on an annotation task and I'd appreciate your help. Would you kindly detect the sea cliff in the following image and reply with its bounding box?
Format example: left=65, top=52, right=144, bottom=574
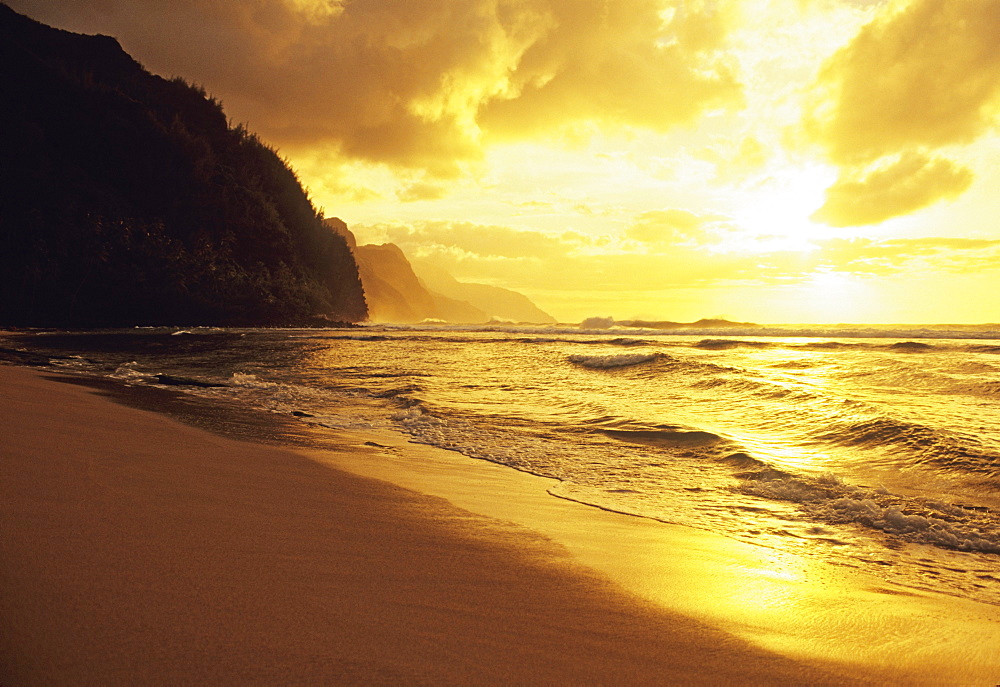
left=0, top=4, right=366, bottom=326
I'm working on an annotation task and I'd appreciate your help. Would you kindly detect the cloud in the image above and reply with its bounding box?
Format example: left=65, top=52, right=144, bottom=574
left=353, top=218, right=794, bottom=293
left=397, top=182, right=448, bottom=203
left=10, top=0, right=744, bottom=173
left=625, top=208, right=724, bottom=244
left=811, top=152, right=973, bottom=227
left=798, top=0, right=1000, bottom=225
left=476, top=0, right=743, bottom=139
left=357, top=221, right=572, bottom=261
left=805, top=0, right=1000, bottom=165
left=811, top=236, right=1000, bottom=275
left=352, top=218, right=1000, bottom=303
left=710, top=135, right=770, bottom=181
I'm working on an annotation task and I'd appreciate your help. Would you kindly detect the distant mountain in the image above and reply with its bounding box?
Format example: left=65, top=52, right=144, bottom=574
left=355, top=243, right=437, bottom=323
left=0, top=5, right=366, bottom=326
left=325, top=218, right=554, bottom=324
left=413, top=262, right=556, bottom=324
left=353, top=242, right=486, bottom=323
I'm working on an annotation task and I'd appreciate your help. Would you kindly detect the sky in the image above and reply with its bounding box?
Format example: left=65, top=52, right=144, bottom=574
left=10, top=0, right=1000, bottom=324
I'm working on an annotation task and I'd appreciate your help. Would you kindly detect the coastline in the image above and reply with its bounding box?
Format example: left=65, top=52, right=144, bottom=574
left=312, top=427, right=1000, bottom=685
left=0, top=364, right=995, bottom=684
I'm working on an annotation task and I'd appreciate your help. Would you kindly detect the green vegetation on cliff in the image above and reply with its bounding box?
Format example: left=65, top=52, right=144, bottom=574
left=0, top=4, right=366, bottom=326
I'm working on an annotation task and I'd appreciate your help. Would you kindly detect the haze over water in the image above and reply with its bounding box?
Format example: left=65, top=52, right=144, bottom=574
left=7, top=323, right=1000, bottom=609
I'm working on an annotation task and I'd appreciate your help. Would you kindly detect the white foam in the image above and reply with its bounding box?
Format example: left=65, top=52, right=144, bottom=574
left=740, top=473, right=1000, bottom=554
left=229, top=372, right=278, bottom=389
left=109, top=361, right=156, bottom=382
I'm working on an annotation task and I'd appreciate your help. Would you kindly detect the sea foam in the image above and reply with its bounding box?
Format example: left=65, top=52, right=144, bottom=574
left=738, top=471, right=1000, bottom=554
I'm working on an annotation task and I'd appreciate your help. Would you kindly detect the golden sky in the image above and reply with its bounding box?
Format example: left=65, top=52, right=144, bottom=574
left=13, top=0, right=1000, bottom=323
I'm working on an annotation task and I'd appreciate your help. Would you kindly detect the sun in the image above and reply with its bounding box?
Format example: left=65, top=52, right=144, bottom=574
left=728, top=163, right=840, bottom=252
left=795, top=269, right=880, bottom=323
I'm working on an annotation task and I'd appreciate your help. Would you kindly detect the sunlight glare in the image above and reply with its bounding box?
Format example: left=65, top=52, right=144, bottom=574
left=729, top=164, right=837, bottom=251
left=798, top=269, right=877, bottom=323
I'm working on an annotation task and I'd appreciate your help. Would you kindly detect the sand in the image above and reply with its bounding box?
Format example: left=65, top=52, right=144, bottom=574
left=311, top=429, right=1000, bottom=684
left=0, top=364, right=869, bottom=685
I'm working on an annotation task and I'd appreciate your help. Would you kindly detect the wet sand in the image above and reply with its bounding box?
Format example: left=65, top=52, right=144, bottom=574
left=0, top=364, right=869, bottom=684
left=319, top=433, right=1000, bottom=685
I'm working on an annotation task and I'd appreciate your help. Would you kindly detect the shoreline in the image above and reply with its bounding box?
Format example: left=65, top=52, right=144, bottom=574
left=1, top=364, right=997, bottom=683
left=0, top=364, right=850, bottom=684
left=309, top=429, right=1000, bottom=684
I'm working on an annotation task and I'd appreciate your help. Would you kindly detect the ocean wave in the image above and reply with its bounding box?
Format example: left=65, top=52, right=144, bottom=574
left=360, top=321, right=1000, bottom=341
left=694, top=339, right=772, bottom=350
left=817, top=416, right=937, bottom=449
left=607, top=337, right=651, bottom=347
left=813, top=415, right=1000, bottom=475
left=798, top=340, right=941, bottom=353
left=887, top=341, right=935, bottom=351
left=326, top=334, right=392, bottom=342
left=686, top=370, right=801, bottom=400
left=110, top=361, right=158, bottom=383
left=389, top=405, right=562, bottom=478
left=514, top=336, right=651, bottom=347
left=152, top=373, right=227, bottom=388
left=737, top=472, right=1000, bottom=555
left=602, top=427, right=725, bottom=447
left=229, top=372, right=279, bottom=389
left=717, top=451, right=771, bottom=470
left=768, top=359, right=824, bottom=369
left=568, top=352, right=662, bottom=369
left=798, top=341, right=862, bottom=350
left=975, top=380, right=1000, bottom=396
left=218, top=372, right=380, bottom=430
left=369, top=385, right=424, bottom=409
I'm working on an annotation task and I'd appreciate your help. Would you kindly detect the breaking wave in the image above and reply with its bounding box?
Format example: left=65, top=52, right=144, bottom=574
left=737, top=471, right=1000, bottom=555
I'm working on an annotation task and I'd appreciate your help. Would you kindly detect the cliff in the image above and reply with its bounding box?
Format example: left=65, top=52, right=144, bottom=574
left=0, top=5, right=366, bottom=326
left=325, top=219, right=554, bottom=324
left=413, top=262, right=556, bottom=324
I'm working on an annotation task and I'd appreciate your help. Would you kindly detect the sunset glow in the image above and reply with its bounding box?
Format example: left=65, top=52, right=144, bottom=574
left=15, top=0, right=1000, bottom=323
left=5, top=4, right=1000, bottom=679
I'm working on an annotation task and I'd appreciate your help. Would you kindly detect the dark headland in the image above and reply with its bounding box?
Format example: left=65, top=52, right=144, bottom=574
left=0, top=3, right=366, bottom=327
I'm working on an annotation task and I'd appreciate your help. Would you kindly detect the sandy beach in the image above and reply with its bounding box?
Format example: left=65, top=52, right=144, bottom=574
left=0, top=364, right=871, bottom=684
left=4, top=1, right=999, bottom=683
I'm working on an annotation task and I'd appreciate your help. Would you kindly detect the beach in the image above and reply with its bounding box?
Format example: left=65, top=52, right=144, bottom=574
left=4, top=1, right=999, bottom=682
left=0, top=363, right=862, bottom=685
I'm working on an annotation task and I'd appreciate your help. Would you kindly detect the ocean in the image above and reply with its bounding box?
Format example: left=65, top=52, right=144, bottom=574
left=4, top=324, right=1000, bottom=608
